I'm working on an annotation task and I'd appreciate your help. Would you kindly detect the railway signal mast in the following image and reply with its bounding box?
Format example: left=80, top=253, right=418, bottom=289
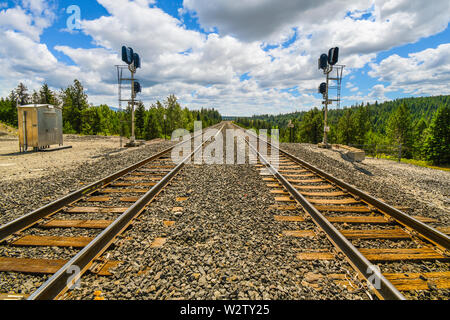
left=318, top=47, right=345, bottom=148
left=116, top=46, right=142, bottom=147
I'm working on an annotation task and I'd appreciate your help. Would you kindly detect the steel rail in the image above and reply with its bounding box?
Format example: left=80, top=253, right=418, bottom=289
left=0, top=123, right=221, bottom=243
left=230, top=122, right=406, bottom=299
left=241, top=128, right=406, bottom=300
left=232, top=122, right=450, bottom=251
left=279, top=148, right=450, bottom=251
left=28, top=124, right=225, bottom=300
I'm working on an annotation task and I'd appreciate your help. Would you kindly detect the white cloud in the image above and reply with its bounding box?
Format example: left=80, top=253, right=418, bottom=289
left=183, top=0, right=450, bottom=57
left=183, top=0, right=371, bottom=44
left=0, top=0, right=55, bottom=41
left=368, top=84, right=390, bottom=101
left=82, top=0, right=204, bottom=59
left=0, top=0, right=449, bottom=116
left=369, top=43, right=450, bottom=95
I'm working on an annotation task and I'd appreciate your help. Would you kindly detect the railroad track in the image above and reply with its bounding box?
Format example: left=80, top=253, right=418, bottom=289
left=1, top=121, right=448, bottom=301
left=231, top=122, right=450, bottom=300
left=0, top=123, right=225, bottom=300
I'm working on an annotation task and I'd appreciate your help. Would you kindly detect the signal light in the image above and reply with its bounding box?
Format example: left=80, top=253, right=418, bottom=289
left=319, top=54, right=328, bottom=70
left=122, top=46, right=134, bottom=65
left=133, top=53, right=141, bottom=69
left=328, top=47, right=339, bottom=66
left=319, top=83, right=327, bottom=94
left=134, top=82, right=142, bottom=94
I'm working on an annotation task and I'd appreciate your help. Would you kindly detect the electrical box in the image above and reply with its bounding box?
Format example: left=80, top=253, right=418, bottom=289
left=17, top=104, right=63, bottom=152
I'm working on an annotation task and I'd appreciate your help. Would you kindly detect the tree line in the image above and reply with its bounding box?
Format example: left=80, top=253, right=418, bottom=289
left=235, top=96, right=450, bottom=165
left=0, top=81, right=222, bottom=140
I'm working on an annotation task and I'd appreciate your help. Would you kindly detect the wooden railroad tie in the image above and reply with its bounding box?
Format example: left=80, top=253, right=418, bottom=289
left=99, top=188, right=149, bottom=194
left=111, top=182, right=156, bottom=187
left=288, top=179, right=323, bottom=184
left=384, top=271, right=450, bottom=291
left=0, top=257, right=120, bottom=276
left=87, top=196, right=111, bottom=202
left=66, top=207, right=129, bottom=214
left=306, top=198, right=360, bottom=205
left=11, top=235, right=94, bottom=248
left=41, top=220, right=112, bottom=229
left=297, top=251, right=335, bottom=261
left=358, top=248, right=448, bottom=262
left=120, top=197, right=141, bottom=202
left=314, top=206, right=372, bottom=213
left=283, top=230, right=316, bottom=238
left=124, top=176, right=162, bottom=181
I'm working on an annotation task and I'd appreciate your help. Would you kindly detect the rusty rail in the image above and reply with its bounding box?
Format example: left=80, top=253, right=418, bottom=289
left=0, top=123, right=221, bottom=243
left=27, top=124, right=225, bottom=300
left=241, top=130, right=405, bottom=300
left=232, top=122, right=450, bottom=299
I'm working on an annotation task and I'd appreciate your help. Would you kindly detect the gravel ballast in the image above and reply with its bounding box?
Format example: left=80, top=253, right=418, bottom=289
left=60, top=128, right=369, bottom=300
left=281, top=143, right=450, bottom=224
left=1, top=130, right=448, bottom=300
left=0, top=137, right=175, bottom=225
left=65, top=162, right=368, bottom=300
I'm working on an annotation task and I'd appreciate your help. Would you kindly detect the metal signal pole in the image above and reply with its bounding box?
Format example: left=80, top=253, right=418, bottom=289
left=119, top=46, right=142, bottom=148
left=318, top=48, right=344, bottom=149
left=129, top=65, right=136, bottom=145
left=323, top=70, right=331, bottom=146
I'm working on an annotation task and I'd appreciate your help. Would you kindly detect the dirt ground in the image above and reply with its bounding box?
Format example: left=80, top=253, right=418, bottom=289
left=0, top=134, right=166, bottom=183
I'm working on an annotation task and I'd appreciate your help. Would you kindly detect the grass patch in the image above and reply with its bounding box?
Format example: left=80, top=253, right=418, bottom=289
left=367, top=154, right=450, bottom=172
left=0, top=121, right=18, bottom=136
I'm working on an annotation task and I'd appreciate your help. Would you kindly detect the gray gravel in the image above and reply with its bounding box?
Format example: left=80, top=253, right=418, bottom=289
left=0, top=140, right=175, bottom=225
left=281, top=143, right=450, bottom=223
left=281, top=143, right=450, bottom=300
left=1, top=129, right=447, bottom=300
left=63, top=127, right=369, bottom=300
left=0, top=139, right=175, bottom=296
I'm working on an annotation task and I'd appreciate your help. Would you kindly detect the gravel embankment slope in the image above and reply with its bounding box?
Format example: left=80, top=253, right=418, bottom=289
left=0, top=137, right=175, bottom=225
left=281, top=143, right=450, bottom=224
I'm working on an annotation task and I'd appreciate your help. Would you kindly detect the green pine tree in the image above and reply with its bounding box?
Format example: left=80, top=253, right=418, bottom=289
left=144, top=108, right=161, bottom=140
left=39, top=84, right=56, bottom=105
left=387, top=103, right=413, bottom=158
left=135, top=102, right=146, bottom=139
left=337, top=108, right=356, bottom=145
left=423, top=106, right=450, bottom=165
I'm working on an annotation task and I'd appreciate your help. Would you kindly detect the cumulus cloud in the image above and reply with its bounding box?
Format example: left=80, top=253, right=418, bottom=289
left=0, top=0, right=449, bottom=115
left=368, top=84, right=390, bottom=101
left=182, top=0, right=367, bottom=43
left=82, top=0, right=204, bottom=59
left=369, top=43, right=450, bottom=95
left=183, top=0, right=449, bottom=54
left=0, top=0, right=55, bottom=41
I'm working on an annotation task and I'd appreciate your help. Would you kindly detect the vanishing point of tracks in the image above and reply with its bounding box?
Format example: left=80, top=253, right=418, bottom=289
left=0, top=121, right=449, bottom=300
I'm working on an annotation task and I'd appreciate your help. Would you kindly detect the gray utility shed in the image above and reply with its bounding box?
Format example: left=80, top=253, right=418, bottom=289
left=17, top=104, right=63, bottom=152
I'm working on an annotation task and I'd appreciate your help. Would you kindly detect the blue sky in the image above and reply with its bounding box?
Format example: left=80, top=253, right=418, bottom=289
left=0, top=0, right=449, bottom=116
